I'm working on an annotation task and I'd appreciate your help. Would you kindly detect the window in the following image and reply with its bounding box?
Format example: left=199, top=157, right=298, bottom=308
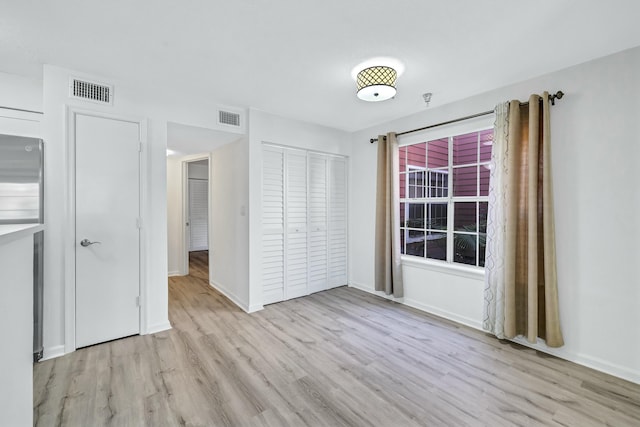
left=399, top=129, right=493, bottom=267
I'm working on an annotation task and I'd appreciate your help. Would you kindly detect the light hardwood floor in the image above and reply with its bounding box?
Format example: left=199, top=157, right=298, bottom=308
left=34, top=251, right=640, bottom=426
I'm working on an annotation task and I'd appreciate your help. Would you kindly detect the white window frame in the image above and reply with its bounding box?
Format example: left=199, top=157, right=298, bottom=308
left=398, top=114, right=494, bottom=273
left=406, top=165, right=425, bottom=199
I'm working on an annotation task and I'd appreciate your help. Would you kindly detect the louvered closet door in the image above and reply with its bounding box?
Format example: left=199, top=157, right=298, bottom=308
left=328, top=156, right=348, bottom=288
left=285, top=150, right=308, bottom=300
left=308, top=154, right=328, bottom=294
left=188, top=179, right=209, bottom=251
left=262, top=147, right=285, bottom=304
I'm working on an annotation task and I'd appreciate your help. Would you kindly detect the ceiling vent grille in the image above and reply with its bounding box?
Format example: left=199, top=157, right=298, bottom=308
left=218, top=110, right=241, bottom=127
left=70, top=78, right=113, bottom=105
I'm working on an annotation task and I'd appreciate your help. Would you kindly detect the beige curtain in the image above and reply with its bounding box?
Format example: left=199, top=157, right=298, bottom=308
left=374, top=132, right=404, bottom=297
left=483, top=92, right=564, bottom=347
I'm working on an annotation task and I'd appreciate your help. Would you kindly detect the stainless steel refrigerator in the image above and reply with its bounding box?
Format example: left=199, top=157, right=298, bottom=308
left=0, top=134, right=44, bottom=362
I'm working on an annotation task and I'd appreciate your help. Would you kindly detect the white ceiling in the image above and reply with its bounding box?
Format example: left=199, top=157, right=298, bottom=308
left=2, top=1, right=640, bottom=132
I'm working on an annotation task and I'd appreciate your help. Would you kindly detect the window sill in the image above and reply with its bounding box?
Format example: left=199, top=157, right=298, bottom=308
left=400, top=255, right=486, bottom=281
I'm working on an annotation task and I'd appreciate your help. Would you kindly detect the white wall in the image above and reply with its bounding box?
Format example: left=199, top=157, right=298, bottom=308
left=349, top=46, right=640, bottom=383
left=248, top=109, right=352, bottom=311
left=209, top=138, right=251, bottom=309
left=166, top=156, right=183, bottom=276
left=0, top=71, right=42, bottom=112
left=0, top=71, right=43, bottom=137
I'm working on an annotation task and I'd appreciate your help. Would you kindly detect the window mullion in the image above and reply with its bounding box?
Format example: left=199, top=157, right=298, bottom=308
left=402, top=171, right=408, bottom=255
left=423, top=200, right=427, bottom=258
left=477, top=132, right=481, bottom=200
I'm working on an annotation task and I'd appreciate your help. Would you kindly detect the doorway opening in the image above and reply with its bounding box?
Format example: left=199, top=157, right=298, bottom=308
left=184, top=158, right=209, bottom=277
left=166, top=121, right=241, bottom=283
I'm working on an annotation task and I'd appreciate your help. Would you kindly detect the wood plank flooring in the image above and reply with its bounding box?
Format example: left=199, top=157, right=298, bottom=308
left=34, top=251, right=640, bottom=426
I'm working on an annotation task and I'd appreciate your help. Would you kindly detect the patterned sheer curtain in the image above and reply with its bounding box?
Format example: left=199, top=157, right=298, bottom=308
left=374, top=133, right=404, bottom=297
left=483, top=92, right=564, bottom=347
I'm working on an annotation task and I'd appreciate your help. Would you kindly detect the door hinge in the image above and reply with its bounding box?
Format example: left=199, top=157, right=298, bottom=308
left=138, top=142, right=143, bottom=152
left=136, top=217, right=142, bottom=229
left=136, top=296, right=141, bottom=307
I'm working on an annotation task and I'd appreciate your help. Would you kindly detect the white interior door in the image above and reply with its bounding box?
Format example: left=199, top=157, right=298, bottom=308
left=285, top=149, right=308, bottom=300
left=328, top=156, right=348, bottom=288
left=75, top=114, right=141, bottom=349
left=308, top=153, right=328, bottom=294
left=262, top=146, right=285, bottom=304
left=188, top=178, right=208, bottom=251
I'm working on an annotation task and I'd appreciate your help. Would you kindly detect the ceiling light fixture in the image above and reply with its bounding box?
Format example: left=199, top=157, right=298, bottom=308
left=356, top=66, right=397, bottom=102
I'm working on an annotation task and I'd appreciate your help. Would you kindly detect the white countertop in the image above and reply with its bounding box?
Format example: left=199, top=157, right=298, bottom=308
left=0, top=224, right=44, bottom=245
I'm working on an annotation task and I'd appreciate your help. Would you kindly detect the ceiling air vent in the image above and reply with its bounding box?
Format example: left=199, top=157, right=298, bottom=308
left=218, top=110, right=241, bottom=127
left=69, top=78, right=113, bottom=105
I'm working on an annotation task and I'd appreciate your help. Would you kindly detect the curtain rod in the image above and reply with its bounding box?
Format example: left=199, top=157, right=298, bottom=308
left=369, top=90, right=564, bottom=143
left=0, top=105, right=44, bottom=115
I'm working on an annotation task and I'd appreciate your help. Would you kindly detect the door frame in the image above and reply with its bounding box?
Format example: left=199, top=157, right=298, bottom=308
left=180, top=154, right=211, bottom=276
left=64, top=107, right=148, bottom=353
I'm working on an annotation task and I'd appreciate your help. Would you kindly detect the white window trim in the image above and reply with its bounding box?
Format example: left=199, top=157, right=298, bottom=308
left=401, top=255, right=485, bottom=280
left=406, top=164, right=426, bottom=199
left=398, top=116, right=495, bottom=273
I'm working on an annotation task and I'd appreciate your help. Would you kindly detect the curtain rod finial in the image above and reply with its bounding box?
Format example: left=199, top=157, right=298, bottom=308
left=370, top=138, right=376, bottom=144
left=550, top=90, right=564, bottom=105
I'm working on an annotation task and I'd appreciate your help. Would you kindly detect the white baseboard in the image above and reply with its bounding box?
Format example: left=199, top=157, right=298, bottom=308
left=210, top=280, right=259, bottom=313
left=42, top=345, right=65, bottom=361
left=348, top=281, right=375, bottom=293
left=168, top=270, right=182, bottom=277
left=511, top=337, right=640, bottom=385
left=349, top=282, right=639, bottom=385
left=247, top=303, right=264, bottom=313
left=349, top=281, right=404, bottom=304
left=145, top=321, right=172, bottom=335
left=403, top=298, right=483, bottom=331
left=41, top=324, right=171, bottom=362
left=349, top=282, right=483, bottom=331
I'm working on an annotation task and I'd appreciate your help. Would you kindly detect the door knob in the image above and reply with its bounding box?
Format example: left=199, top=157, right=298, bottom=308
left=80, top=239, right=101, bottom=247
